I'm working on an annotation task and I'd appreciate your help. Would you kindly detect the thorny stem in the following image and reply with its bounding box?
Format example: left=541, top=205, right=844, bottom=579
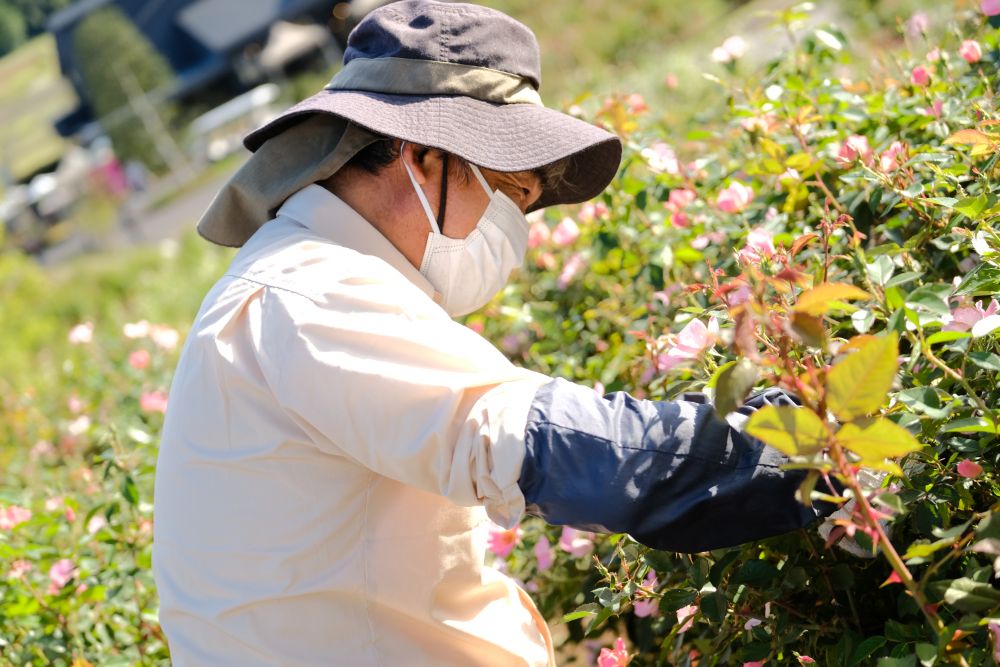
left=829, top=443, right=945, bottom=635
left=910, top=329, right=992, bottom=418
left=788, top=124, right=848, bottom=214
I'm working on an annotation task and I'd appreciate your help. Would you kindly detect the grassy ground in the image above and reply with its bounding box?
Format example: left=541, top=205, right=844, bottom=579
left=0, top=34, right=76, bottom=190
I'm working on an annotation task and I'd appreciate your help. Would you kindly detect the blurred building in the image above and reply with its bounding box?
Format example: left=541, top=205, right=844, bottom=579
left=49, top=0, right=344, bottom=139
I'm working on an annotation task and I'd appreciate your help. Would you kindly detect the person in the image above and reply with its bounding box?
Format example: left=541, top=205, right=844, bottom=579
left=152, top=2, right=832, bottom=665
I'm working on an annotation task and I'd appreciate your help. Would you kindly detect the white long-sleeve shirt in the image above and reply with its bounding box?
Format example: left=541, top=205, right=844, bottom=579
left=153, top=185, right=555, bottom=666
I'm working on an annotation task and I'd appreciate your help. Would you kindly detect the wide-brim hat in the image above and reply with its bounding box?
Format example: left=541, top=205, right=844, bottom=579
left=243, top=0, right=622, bottom=212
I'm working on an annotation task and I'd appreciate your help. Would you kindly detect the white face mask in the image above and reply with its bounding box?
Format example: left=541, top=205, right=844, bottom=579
left=402, top=154, right=529, bottom=317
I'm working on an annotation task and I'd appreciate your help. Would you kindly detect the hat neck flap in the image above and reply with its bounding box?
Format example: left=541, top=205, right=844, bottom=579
left=197, top=115, right=381, bottom=247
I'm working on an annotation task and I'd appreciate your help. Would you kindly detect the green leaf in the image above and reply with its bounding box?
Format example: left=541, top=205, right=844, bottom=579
left=795, top=282, right=871, bottom=315
left=848, top=636, right=887, bottom=667
left=730, top=560, right=779, bottom=587
left=955, top=265, right=1000, bottom=296
left=942, top=577, right=1000, bottom=611
left=952, top=194, right=989, bottom=220
left=121, top=476, right=139, bottom=506
left=827, top=334, right=899, bottom=421
left=896, top=387, right=957, bottom=421
left=924, top=331, right=971, bottom=346
left=699, top=591, right=727, bottom=623
left=878, top=657, right=916, bottom=667
left=866, top=256, right=895, bottom=286
left=713, top=359, right=759, bottom=417
left=969, top=351, right=1000, bottom=371
left=905, top=285, right=951, bottom=317
left=745, top=405, right=830, bottom=456
left=561, top=607, right=598, bottom=623
left=915, top=643, right=937, bottom=667
left=943, top=417, right=999, bottom=434
left=790, top=312, right=827, bottom=348
left=884, top=271, right=922, bottom=288
left=837, top=417, right=922, bottom=462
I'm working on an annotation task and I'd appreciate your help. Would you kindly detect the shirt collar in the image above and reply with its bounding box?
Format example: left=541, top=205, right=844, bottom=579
left=277, top=184, right=436, bottom=299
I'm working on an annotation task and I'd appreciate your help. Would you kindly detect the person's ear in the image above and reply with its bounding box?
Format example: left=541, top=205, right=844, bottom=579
left=400, top=141, right=432, bottom=185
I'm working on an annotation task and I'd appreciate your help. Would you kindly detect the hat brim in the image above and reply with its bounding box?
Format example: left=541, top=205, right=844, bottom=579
left=243, top=90, right=622, bottom=212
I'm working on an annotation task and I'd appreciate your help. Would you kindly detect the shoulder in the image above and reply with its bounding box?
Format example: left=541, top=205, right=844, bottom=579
left=226, top=218, right=439, bottom=318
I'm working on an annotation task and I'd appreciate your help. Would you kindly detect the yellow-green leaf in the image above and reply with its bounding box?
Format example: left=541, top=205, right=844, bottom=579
left=826, top=334, right=899, bottom=421
left=836, top=417, right=922, bottom=462
left=745, top=405, right=830, bottom=456
left=944, top=129, right=994, bottom=146
left=794, top=283, right=871, bottom=316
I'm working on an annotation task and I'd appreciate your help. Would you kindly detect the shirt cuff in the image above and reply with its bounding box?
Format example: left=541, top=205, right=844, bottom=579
left=472, top=372, right=551, bottom=529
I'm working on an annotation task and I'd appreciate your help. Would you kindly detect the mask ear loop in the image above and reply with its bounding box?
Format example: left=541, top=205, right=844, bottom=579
left=468, top=163, right=494, bottom=197
left=400, top=141, right=441, bottom=235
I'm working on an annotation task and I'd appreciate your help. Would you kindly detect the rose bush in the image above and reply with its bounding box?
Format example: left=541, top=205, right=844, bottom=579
left=474, top=4, right=1000, bottom=665
left=2, top=3, right=1000, bottom=665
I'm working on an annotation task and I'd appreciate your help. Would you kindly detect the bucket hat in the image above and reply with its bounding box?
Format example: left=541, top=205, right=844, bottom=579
left=243, top=0, right=622, bottom=213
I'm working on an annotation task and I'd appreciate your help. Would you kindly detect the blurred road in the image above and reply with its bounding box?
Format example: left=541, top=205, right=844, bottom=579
left=38, top=160, right=244, bottom=265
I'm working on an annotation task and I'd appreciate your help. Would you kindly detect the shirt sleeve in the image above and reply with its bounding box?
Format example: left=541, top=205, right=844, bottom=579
left=249, top=282, right=548, bottom=528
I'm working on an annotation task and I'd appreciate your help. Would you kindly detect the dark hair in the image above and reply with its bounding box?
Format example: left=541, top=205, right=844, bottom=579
left=345, top=133, right=568, bottom=194
left=347, top=136, right=472, bottom=183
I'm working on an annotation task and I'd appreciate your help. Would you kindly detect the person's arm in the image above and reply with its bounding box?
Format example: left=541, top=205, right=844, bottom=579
left=517, top=381, right=831, bottom=553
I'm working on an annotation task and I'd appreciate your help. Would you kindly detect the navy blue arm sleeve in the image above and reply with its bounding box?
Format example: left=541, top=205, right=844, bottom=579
left=517, top=379, right=832, bottom=553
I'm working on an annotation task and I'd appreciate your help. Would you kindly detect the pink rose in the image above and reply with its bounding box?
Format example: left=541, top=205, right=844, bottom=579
left=798, top=658, right=816, bottom=665
left=150, top=325, right=180, bottom=351
left=486, top=524, right=521, bottom=558
left=716, top=181, right=754, bottom=213
left=129, top=349, right=151, bottom=370
left=641, top=142, right=680, bottom=175
left=533, top=535, right=554, bottom=571
left=140, top=390, right=169, bottom=414
left=655, top=317, right=719, bottom=372
left=527, top=220, right=550, bottom=249
left=551, top=217, right=580, bottom=246
left=87, top=515, right=108, bottom=535
left=48, top=559, right=76, bottom=594
left=626, top=93, right=648, bottom=115
left=737, top=227, right=776, bottom=265
left=667, top=188, right=697, bottom=211
left=557, top=253, right=586, bottom=290
left=744, top=663, right=767, bottom=667
left=927, top=47, right=942, bottom=62
left=123, top=320, right=151, bottom=339
left=558, top=526, right=595, bottom=558
left=676, top=603, right=698, bottom=633
left=960, top=40, right=983, bottom=64
left=837, top=135, right=874, bottom=166
left=67, top=395, right=84, bottom=414
left=957, top=459, right=983, bottom=479
left=711, top=35, right=747, bottom=63
left=983, top=0, right=1000, bottom=16
left=633, top=570, right=660, bottom=618
left=943, top=298, right=1000, bottom=334
left=880, top=141, right=907, bottom=172
left=0, top=505, right=32, bottom=530
left=989, top=622, right=1000, bottom=662
left=8, top=560, right=33, bottom=580
left=906, top=12, right=930, bottom=38
left=68, top=322, right=94, bottom=345
left=744, top=617, right=763, bottom=630
left=597, top=637, right=631, bottom=667
left=578, top=201, right=609, bottom=223
left=691, top=231, right=726, bottom=250
left=911, top=65, right=931, bottom=87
